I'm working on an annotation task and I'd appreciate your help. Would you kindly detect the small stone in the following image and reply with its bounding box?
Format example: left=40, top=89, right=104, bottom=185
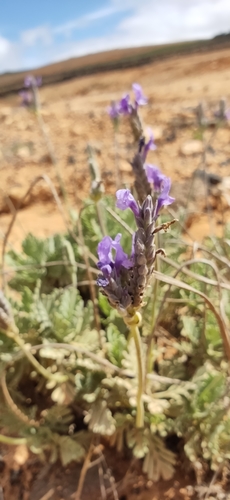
left=17, top=146, right=30, bottom=158
left=120, top=160, right=132, bottom=173
left=180, top=140, right=203, bottom=156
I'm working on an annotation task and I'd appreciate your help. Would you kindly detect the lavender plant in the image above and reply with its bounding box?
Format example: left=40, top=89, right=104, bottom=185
left=96, top=133, right=175, bottom=427
left=19, top=75, right=42, bottom=109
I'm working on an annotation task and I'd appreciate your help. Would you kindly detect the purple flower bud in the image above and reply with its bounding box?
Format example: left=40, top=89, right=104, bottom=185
left=116, top=189, right=140, bottom=217
left=118, top=94, right=131, bottom=115
left=132, top=83, right=148, bottom=107
left=24, top=75, right=42, bottom=88
left=156, top=177, right=175, bottom=215
left=108, top=101, right=120, bottom=120
left=145, top=164, right=166, bottom=191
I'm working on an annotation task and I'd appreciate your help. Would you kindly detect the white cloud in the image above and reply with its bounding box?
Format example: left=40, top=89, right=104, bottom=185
left=0, top=35, right=10, bottom=56
left=21, top=25, right=53, bottom=47
left=54, top=5, right=124, bottom=36
left=0, top=35, right=22, bottom=72
left=0, top=0, right=230, bottom=73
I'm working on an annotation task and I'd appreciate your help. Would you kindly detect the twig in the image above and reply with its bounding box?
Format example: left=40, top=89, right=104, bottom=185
left=74, top=442, right=95, bottom=500
left=153, top=270, right=230, bottom=360
left=39, top=489, right=55, bottom=500
left=203, top=462, right=224, bottom=500
left=98, top=461, right=107, bottom=500
left=99, top=451, right=119, bottom=500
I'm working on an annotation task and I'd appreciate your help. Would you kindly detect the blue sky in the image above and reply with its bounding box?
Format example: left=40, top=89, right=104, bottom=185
left=1, top=0, right=230, bottom=73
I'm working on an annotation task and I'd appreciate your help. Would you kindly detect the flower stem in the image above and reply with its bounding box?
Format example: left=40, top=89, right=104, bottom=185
left=96, top=199, right=107, bottom=237
left=126, top=313, right=144, bottom=428
left=6, top=327, right=67, bottom=384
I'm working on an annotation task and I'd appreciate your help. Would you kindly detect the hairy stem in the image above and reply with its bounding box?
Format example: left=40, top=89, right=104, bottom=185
left=126, top=313, right=144, bottom=428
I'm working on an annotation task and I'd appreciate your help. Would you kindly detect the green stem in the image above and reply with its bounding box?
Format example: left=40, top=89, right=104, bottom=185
left=128, top=315, right=144, bottom=428
left=0, top=434, right=27, bottom=445
left=96, top=199, right=107, bottom=237
left=6, top=327, right=67, bottom=384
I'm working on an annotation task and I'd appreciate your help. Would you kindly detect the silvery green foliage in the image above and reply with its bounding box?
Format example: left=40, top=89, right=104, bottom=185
left=1, top=199, right=230, bottom=481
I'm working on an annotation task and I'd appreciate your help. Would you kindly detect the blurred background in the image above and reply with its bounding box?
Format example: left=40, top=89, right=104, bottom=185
left=0, top=0, right=230, bottom=248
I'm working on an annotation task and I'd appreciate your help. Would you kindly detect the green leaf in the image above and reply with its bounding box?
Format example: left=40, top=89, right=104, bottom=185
left=59, top=436, right=85, bottom=466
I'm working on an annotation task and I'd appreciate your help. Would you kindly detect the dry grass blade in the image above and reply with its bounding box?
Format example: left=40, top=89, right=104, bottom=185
left=153, top=270, right=230, bottom=360
left=161, top=256, right=230, bottom=291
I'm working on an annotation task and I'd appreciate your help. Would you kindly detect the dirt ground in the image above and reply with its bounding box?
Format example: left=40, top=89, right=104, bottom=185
left=1, top=47, right=230, bottom=499
left=1, top=443, right=197, bottom=500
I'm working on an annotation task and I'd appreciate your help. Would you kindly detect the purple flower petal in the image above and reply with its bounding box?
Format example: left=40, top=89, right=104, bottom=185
left=145, top=164, right=166, bottom=191
left=116, top=189, right=140, bottom=217
left=97, top=233, right=132, bottom=287
left=132, top=83, right=148, bottom=107
left=118, top=94, right=131, bottom=115
left=112, top=234, right=133, bottom=269
left=97, top=236, right=113, bottom=266
left=156, top=177, right=175, bottom=214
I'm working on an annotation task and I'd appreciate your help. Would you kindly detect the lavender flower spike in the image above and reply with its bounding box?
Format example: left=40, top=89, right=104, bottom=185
left=116, top=189, right=140, bottom=217
left=156, top=177, right=175, bottom=215
left=132, top=83, right=148, bottom=107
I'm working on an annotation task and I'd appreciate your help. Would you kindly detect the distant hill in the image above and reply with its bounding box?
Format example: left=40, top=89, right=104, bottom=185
left=0, top=35, right=230, bottom=97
